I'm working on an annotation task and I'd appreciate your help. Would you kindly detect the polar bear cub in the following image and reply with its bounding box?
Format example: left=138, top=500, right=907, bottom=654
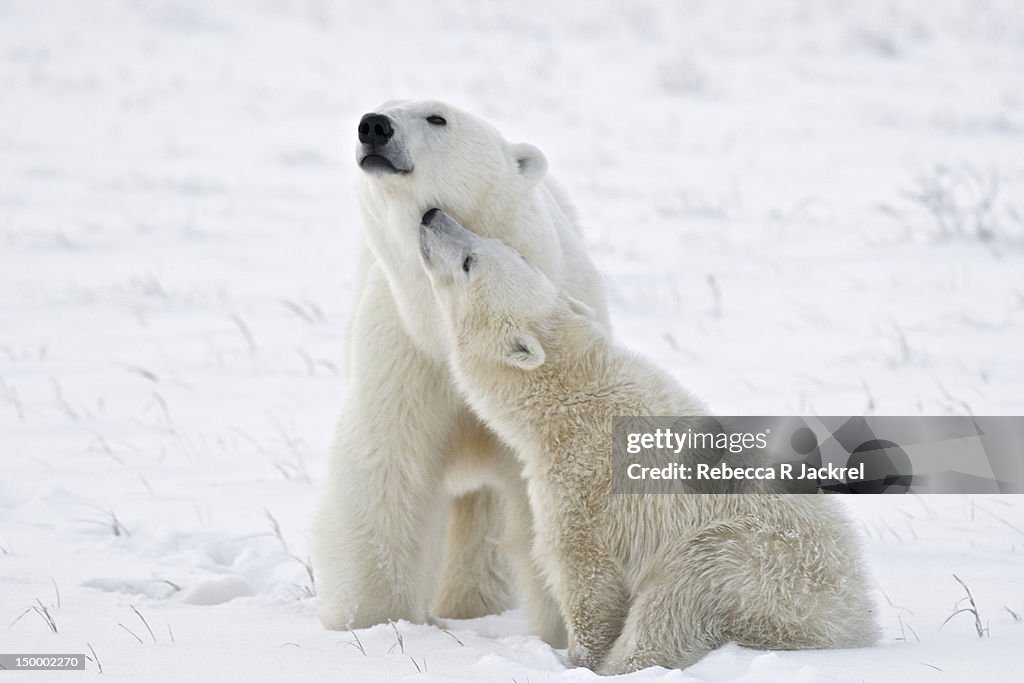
left=418, top=209, right=880, bottom=674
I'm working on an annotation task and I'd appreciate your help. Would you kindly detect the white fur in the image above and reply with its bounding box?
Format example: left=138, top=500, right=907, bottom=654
left=311, top=100, right=607, bottom=645
left=419, top=213, right=880, bottom=674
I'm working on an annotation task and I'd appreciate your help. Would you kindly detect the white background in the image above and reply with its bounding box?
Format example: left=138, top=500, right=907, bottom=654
left=1, top=1, right=1022, bottom=680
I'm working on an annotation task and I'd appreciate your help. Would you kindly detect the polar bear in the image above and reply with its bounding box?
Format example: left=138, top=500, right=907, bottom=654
left=418, top=209, right=880, bottom=674
left=311, top=100, right=607, bottom=644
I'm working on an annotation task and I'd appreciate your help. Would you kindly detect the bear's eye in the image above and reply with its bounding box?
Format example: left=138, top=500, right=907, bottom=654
left=426, top=115, right=447, bottom=126
left=462, top=255, right=474, bottom=273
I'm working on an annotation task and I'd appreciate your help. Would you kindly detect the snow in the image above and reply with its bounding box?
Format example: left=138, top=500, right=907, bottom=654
left=1, top=0, right=1022, bottom=680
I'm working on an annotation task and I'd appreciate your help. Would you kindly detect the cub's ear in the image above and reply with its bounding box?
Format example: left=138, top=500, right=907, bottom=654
left=506, top=332, right=545, bottom=371
left=510, top=143, right=547, bottom=183
left=566, top=297, right=596, bottom=320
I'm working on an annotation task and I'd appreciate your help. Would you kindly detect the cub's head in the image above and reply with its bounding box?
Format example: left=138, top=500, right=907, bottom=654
left=419, top=209, right=594, bottom=372
left=356, top=100, right=547, bottom=210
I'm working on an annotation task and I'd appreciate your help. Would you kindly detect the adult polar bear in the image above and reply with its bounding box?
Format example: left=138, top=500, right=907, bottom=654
left=312, top=100, right=607, bottom=642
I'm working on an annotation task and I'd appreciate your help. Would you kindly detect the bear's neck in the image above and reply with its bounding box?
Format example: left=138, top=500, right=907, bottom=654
left=459, top=313, right=621, bottom=452
left=358, top=178, right=557, bottom=362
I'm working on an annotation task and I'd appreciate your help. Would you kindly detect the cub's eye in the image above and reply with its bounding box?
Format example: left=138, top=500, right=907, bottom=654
left=426, top=115, right=447, bottom=126
left=462, top=255, right=474, bottom=273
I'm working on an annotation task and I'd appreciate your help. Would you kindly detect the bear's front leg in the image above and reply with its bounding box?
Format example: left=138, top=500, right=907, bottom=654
left=563, top=551, right=629, bottom=671
left=312, top=278, right=460, bottom=629
left=433, top=488, right=515, bottom=619
left=535, top=508, right=627, bottom=670
left=434, top=416, right=559, bottom=635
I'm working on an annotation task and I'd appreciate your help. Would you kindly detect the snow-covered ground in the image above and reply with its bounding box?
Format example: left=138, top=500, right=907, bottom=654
left=2, top=1, right=1022, bottom=680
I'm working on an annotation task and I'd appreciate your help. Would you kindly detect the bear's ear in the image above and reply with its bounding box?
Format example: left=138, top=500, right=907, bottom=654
left=506, top=331, right=545, bottom=371
left=566, top=297, right=596, bottom=320
left=510, top=143, right=547, bottom=183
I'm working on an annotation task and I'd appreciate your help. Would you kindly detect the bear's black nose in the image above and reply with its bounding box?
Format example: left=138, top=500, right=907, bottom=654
left=358, top=113, right=394, bottom=146
left=422, top=208, right=441, bottom=225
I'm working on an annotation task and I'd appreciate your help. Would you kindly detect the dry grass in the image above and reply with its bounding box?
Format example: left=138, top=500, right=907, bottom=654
left=941, top=574, right=988, bottom=637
